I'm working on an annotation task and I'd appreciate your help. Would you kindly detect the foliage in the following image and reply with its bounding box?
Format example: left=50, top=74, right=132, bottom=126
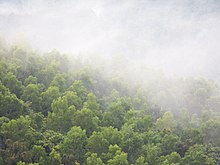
left=0, top=44, right=219, bottom=164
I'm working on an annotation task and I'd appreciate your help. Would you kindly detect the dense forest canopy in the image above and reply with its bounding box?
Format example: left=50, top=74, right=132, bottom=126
left=0, top=42, right=219, bottom=165
left=1, top=0, right=220, bottom=165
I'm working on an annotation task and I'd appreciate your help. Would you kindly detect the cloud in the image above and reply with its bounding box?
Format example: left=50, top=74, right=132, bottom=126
left=0, top=0, right=220, bottom=77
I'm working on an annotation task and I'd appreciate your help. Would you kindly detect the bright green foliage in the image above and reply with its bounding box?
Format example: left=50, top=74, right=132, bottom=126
left=31, top=145, right=47, bottom=163
left=183, top=144, right=215, bottom=165
left=41, top=86, right=60, bottom=115
left=0, top=116, right=9, bottom=127
left=46, top=96, right=76, bottom=133
left=141, top=144, right=161, bottom=165
left=121, top=125, right=144, bottom=163
left=134, top=115, right=152, bottom=133
left=83, top=92, right=100, bottom=115
left=86, top=131, right=109, bottom=155
left=39, top=130, right=63, bottom=154
left=156, top=111, right=177, bottom=131
left=16, top=161, right=39, bottom=165
left=125, top=110, right=152, bottom=133
left=160, top=133, right=180, bottom=155
left=1, top=116, right=39, bottom=143
left=142, top=130, right=162, bottom=146
left=108, top=153, right=128, bottom=165
left=86, top=126, right=122, bottom=157
left=106, top=144, right=123, bottom=158
left=60, top=126, right=87, bottom=164
left=0, top=44, right=219, bottom=165
left=102, top=145, right=129, bottom=165
left=72, top=108, right=99, bottom=135
left=48, top=149, right=62, bottom=165
left=63, top=91, right=83, bottom=110
left=69, top=80, right=89, bottom=102
left=103, top=98, right=131, bottom=129
left=107, top=151, right=129, bottom=165
left=134, top=156, right=148, bottom=165
left=100, top=126, right=122, bottom=145
left=21, top=84, right=44, bottom=112
left=85, top=153, right=104, bottom=165
left=0, top=116, right=41, bottom=164
left=24, top=76, right=38, bottom=86
left=50, top=73, right=67, bottom=92
left=28, top=111, right=44, bottom=130
left=160, top=152, right=181, bottom=165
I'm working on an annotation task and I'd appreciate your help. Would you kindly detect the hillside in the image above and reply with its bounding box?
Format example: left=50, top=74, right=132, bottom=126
left=0, top=44, right=219, bottom=165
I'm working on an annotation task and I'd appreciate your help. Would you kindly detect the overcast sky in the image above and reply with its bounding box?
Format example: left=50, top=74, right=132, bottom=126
left=1, top=0, right=220, bottom=77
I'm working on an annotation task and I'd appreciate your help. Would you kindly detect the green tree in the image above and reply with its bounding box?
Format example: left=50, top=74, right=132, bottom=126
left=160, top=152, right=181, bottom=165
left=0, top=82, right=25, bottom=118
left=0, top=116, right=40, bottom=164
left=36, top=61, right=59, bottom=87
left=69, top=80, right=89, bottom=102
left=85, top=153, right=104, bottom=165
left=48, top=149, right=62, bottom=165
left=40, top=130, right=63, bottom=154
left=107, top=152, right=129, bottom=165
left=179, top=128, right=203, bottom=156
left=60, top=126, right=87, bottom=164
left=63, top=91, right=83, bottom=110
left=183, top=144, right=215, bottom=165
left=202, top=119, right=220, bottom=146
left=2, top=72, right=23, bottom=97
left=99, top=126, right=122, bottom=146
left=86, top=131, right=109, bottom=155
left=160, top=133, right=180, bottom=155
left=86, top=126, right=122, bottom=156
left=50, top=73, right=67, bottom=92
left=83, top=92, right=100, bottom=115
left=141, top=144, right=161, bottom=165
left=121, top=124, right=144, bottom=164
left=103, top=98, right=131, bottom=129
left=24, top=76, right=38, bottom=86
left=21, top=84, right=44, bottom=112
left=206, top=145, right=220, bottom=165
left=102, top=144, right=129, bottom=165
left=125, top=110, right=152, bottom=133
left=72, top=108, right=99, bottom=136
left=41, top=86, right=60, bottom=115
left=31, top=145, right=47, bottom=163
left=134, top=156, right=148, bottom=165
left=46, top=96, right=76, bottom=133
left=156, top=111, right=177, bottom=131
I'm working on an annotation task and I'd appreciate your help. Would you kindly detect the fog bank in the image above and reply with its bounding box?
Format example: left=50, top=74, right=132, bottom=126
left=1, top=0, right=220, bottom=78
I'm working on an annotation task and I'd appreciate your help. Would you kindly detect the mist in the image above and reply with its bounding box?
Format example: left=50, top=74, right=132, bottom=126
left=1, top=2, right=220, bottom=164
left=1, top=0, right=220, bottom=78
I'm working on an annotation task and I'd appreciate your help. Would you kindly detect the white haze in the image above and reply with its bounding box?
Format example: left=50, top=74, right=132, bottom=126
left=1, top=0, right=220, bottom=79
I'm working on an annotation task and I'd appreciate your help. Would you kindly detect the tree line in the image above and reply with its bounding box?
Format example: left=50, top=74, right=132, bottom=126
left=0, top=44, right=219, bottom=164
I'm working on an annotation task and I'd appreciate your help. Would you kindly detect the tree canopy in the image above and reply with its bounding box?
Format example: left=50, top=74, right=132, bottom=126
left=0, top=44, right=219, bottom=165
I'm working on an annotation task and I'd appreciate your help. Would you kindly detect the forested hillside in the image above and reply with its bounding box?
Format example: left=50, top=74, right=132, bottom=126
left=0, top=44, right=220, bottom=165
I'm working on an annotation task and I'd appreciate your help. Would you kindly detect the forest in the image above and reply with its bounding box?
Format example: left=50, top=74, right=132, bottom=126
left=0, top=43, right=219, bottom=165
